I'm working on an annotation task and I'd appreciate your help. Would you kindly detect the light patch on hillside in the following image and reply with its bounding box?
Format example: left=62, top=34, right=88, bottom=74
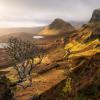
left=39, top=27, right=60, bottom=36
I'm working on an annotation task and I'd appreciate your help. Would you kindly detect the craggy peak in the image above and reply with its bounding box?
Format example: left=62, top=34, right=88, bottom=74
left=90, top=8, right=100, bottom=22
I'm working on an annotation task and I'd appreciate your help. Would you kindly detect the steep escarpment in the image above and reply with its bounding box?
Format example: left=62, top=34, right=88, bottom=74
left=70, top=8, right=100, bottom=43
left=63, top=8, right=100, bottom=99
left=90, top=8, right=100, bottom=22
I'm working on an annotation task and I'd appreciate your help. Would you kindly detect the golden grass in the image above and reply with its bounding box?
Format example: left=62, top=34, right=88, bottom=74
left=69, top=49, right=100, bottom=58
left=39, top=27, right=60, bottom=35
left=0, top=66, right=19, bottom=83
left=65, top=38, right=100, bottom=59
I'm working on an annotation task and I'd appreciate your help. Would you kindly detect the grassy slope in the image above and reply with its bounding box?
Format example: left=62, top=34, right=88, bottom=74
left=64, top=22, right=100, bottom=99
left=39, top=18, right=74, bottom=36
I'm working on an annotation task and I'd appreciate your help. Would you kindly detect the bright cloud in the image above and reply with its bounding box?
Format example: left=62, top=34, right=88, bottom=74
left=0, top=0, right=99, bottom=27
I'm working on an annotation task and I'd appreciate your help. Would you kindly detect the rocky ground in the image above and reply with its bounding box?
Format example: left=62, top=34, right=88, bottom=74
left=0, top=35, right=68, bottom=100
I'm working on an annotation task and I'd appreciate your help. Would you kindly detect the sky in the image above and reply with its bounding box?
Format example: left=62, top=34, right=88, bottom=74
left=0, top=0, right=99, bottom=27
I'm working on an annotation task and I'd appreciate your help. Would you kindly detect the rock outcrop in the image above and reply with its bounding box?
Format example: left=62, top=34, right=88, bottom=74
left=70, top=8, right=100, bottom=43
left=64, top=8, right=100, bottom=99
left=90, top=8, right=100, bottom=22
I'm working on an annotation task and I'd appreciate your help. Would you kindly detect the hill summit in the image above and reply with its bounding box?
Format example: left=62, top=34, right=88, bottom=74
left=39, top=18, right=74, bottom=36
left=49, top=18, right=74, bottom=30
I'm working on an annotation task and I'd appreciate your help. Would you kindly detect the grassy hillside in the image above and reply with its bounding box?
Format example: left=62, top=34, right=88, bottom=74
left=63, top=20, right=100, bottom=99
left=39, top=18, right=75, bottom=36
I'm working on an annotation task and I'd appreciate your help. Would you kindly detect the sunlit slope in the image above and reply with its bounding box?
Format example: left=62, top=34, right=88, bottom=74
left=64, top=13, right=100, bottom=98
left=65, top=39, right=100, bottom=58
left=65, top=21, right=100, bottom=59
left=39, top=18, right=74, bottom=36
left=70, top=22, right=100, bottom=42
left=39, top=27, right=60, bottom=36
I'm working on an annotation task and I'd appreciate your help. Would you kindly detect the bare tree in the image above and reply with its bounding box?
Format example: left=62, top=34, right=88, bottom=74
left=6, top=37, right=39, bottom=86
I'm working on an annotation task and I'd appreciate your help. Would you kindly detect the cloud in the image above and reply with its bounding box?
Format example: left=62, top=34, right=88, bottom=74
left=0, top=0, right=99, bottom=27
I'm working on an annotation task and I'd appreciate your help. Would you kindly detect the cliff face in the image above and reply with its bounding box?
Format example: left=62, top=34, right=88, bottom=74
left=70, top=8, right=100, bottom=43
left=63, top=8, right=100, bottom=99
left=90, top=8, right=100, bottom=22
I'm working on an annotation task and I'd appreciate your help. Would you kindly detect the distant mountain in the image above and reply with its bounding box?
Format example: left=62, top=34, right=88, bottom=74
left=0, top=32, right=34, bottom=43
left=39, top=18, right=75, bottom=36
left=90, top=8, right=100, bottom=22
left=0, top=27, right=43, bottom=36
left=70, top=21, right=86, bottom=28
left=0, top=27, right=43, bottom=42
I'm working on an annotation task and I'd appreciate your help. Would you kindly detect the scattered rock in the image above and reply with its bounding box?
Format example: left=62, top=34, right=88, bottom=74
left=41, top=56, right=52, bottom=65
left=34, top=57, right=41, bottom=65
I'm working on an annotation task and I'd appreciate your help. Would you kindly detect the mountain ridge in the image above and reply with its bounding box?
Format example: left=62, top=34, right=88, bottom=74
left=64, top=8, right=100, bottom=99
left=0, top=27, right=43, bottom=42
